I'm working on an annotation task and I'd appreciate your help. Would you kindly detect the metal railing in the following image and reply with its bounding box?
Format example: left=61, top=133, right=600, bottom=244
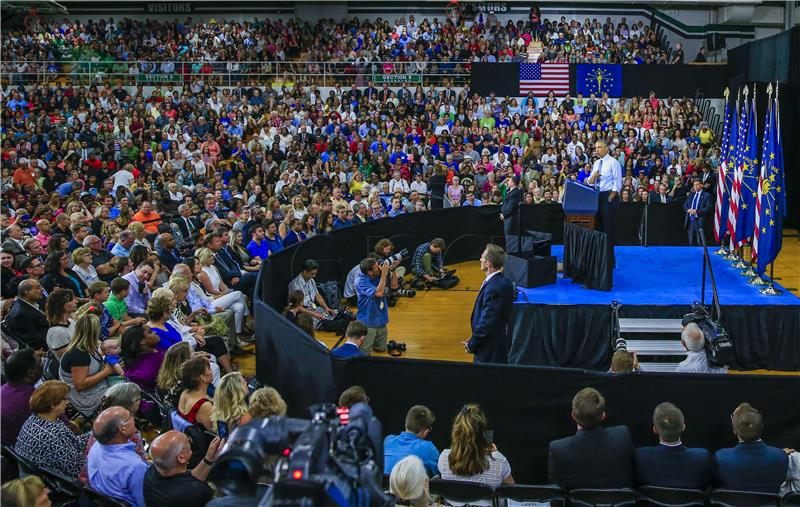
left=0, top=60, right=471, bottom=87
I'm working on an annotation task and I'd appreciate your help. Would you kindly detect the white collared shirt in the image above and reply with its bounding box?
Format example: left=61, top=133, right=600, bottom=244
left=481, top=270, right=501, bottom=289
left=592, top=154, right=622, bottom=192
left=675, top=351, right=727, bottom=374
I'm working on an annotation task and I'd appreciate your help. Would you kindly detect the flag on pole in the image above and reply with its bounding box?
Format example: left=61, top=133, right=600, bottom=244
left=735, top=91, right=759, bottom=245
left=755, top=87, right=786, bottom=274
left=714, top=96, right=731, bottom=243
left=727, top=92, right=747, bottom=249
left=752, top=93, right=772, bottom=263
left=519, top=63, right=570, bottom=95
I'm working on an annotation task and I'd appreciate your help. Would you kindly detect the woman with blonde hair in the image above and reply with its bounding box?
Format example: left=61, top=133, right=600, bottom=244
left=212, top=372, right=253, bottom=434
left=227, top=228, right=261, bottom=273
left=390, top=456, right=436, bottom=507
left=437, top=404, right=514, bottom=489
left=128, top=221, right=152, bottom=250
left=59, top=314, right=112, bottom=417
left=1, top=475, right=51, bottom=507
left=155, top=341, right=192, bottom=408
left=71, top=247, right=99, bottom=285
left=195, top=248, right=250, bottom=336
left=248, top=387, right=287, bottom=419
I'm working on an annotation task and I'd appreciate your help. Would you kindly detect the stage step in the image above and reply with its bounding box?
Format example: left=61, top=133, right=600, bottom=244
left=625, top=340, right=686, bottom=356
left=639, top=362, right=682, bottom=373
left=619, top=318, right=684, bottom=334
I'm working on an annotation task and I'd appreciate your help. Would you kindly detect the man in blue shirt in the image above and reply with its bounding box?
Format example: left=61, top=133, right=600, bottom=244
left=383, top=405, right=440, bottom=476
left=330, top=320, right=368, bottom=359
left=263, top=221, right=284, bottom=255
left=333, top=205, right=354, bottom=229
left=88, top=406, right=150, bottom=507
left=355, top=257, right=389, bottom=354
left=246, top=224, right=270, bottom=260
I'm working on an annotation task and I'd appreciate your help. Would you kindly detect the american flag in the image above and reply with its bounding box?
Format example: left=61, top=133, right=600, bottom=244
left=519, top=63, right=570, bottom=95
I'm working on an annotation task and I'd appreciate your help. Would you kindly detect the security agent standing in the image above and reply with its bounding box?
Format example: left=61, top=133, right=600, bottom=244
left=587, top=139, right=622, bottom=236
left=355, top=257, right=390, bottom=355
left=499, top=176, right=523, bottom=248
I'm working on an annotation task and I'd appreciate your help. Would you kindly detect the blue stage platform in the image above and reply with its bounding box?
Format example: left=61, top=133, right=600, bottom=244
left=516, top=246, right=800, bottom=307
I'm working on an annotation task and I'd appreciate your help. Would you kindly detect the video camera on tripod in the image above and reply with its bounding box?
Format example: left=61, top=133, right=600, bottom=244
left=681, top=303, right=736, bottom=368
left=209, top=403, right=395, bottom=507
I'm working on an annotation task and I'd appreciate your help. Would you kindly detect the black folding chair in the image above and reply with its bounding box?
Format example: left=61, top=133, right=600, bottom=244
left=428, top=478, right=497, bottom=507
left=80, top=486, right=132, bottom=507
left=638, top=485, right=706, bottom=507
left=495, top=484, right=565, bottom=506
left=2, top=444, right=41, bottom=477
left=569, top=488, right=638, bottom=507
left=708, top=488, right=780, bottom=507
left=783, top=491, right=800, bottom=507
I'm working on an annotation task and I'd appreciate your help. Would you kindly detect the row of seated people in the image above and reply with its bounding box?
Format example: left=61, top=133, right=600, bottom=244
left=2, top=11, right=685, bottom=73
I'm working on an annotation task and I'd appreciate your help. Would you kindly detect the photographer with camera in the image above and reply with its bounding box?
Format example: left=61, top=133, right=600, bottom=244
left=411, top=238, right=447, bottom=284
left=374, top=239, right=415, bottom=305
left=355, top=257, right=390, bottom=355
left=676, top=322, right=727, bottom=374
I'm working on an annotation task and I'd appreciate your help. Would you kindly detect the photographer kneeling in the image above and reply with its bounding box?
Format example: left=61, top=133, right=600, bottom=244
left=355, top=257, right=390, bottom=355
left=411, top=238, right=458, bottom=289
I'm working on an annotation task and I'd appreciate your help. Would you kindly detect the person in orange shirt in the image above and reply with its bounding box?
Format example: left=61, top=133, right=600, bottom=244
left=131, top=200, right=162, bottom=234
left=12, top=163, right=37, bottom=191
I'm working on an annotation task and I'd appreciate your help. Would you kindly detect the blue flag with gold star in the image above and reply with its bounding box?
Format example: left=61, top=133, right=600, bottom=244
left=756, top=91, right=785, bottom=274
left=735, top=93, right=759, bottom=245
left=576, top=64, right=622, bottom=97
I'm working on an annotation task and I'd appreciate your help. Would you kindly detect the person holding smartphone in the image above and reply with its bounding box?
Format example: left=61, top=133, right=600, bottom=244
left=211, top=372, right=252, bottom=437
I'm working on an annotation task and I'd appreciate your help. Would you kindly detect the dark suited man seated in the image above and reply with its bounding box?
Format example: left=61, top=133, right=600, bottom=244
left=548, top=387, right=635, bottom=490
left=713, top=402, right=789, bottom=494
left=635, top=402, right=712, bottom=490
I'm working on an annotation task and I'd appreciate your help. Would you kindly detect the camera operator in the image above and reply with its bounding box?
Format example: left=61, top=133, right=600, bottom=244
left=374, top=239, right=415, bottom=304
left=675, top=323, right=727, bottom=374
left=411, top=238, right=446, bottom=284
left=355, top=257, right=390, bottom=355
left=344, top=253, right=377, bottom=307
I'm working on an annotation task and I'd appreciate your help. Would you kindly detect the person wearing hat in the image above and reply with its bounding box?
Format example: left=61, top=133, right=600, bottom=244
left=499, top=175, right=522, bottom=249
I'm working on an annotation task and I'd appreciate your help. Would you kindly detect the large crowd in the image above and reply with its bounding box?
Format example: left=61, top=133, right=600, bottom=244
left=0, top=8, right=751, bottom=507
left=1, top=9, right=695, bottom=86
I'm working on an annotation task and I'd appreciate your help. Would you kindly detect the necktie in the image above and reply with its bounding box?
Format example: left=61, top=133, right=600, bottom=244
left=692, top=191, right=700, bottom=211
left=661, top=194, right=665, bottom=204
left=185, top=217, right=193, bottom=233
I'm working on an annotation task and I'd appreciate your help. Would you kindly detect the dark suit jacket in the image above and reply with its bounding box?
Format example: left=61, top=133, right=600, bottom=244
left=683, top=190, right=712, bottom=228
left=157, top=247, right=184, bottom=271
left=467, top=272, right=514, bottom=364
left=649, top=192, right=673, bottom=204
left=173, top=216, right=200, bottom=245
left=3, top=298, right=49, bottom=350
left=549, top=426, right=636, bottom=489
left=635, top=443, right=712, bottom=489
left=501, top=187, right=523, bottom=233
left=213, top=249, right=241, bottom=285
left=713, top=441, right=789, bottom=493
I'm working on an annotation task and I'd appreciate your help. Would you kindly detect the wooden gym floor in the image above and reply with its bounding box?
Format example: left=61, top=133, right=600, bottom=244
left=238, top=230, right=799, bottom=377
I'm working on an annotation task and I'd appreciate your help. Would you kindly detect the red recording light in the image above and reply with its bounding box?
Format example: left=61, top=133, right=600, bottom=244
left=282, top=448, right=291, bottom=456
left=292, top=469, right=303, bottom=480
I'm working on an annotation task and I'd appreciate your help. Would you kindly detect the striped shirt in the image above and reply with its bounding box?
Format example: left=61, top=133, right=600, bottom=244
left=438, top=449, right=511, bottom=505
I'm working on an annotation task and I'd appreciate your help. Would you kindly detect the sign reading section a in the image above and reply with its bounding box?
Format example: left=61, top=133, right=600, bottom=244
left=136, top=74, right=182, bottom=83
left=373, top=75, right=422, bottom=84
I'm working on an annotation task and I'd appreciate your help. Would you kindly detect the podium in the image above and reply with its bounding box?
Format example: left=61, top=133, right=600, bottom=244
left=563, top=180, right=599, bottom=230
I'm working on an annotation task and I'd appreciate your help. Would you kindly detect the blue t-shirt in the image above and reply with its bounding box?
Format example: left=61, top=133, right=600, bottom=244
left=383, top=431, right=440, bottom=476
left=264, top=236, right=284, bottom=255
left=246, top=238, right=270, bottom=260
left=355, top=273, right=388, bottom=328
left=330, top=342, right=365, bottom=359
left=152, top=322, right=182, bottom=350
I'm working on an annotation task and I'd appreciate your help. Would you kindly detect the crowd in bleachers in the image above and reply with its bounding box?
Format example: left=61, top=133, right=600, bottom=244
left=2, top=8, right=690, bottom=84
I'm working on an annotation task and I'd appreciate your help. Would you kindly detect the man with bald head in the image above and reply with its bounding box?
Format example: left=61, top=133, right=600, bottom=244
left=87, top=406, right=150, bottom=507
left=144, top=430, right=223, bottom=507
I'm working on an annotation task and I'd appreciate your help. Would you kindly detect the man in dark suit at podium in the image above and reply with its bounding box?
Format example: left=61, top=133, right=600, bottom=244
left=500, top=176, right=522, bottom=249
left=684, top=178, right=711, bottom=245
left=635, top=402, right=712, bottom=490
left=462, top=244, right=515, bottom=364
left=548, top=388, right=635, bottom=489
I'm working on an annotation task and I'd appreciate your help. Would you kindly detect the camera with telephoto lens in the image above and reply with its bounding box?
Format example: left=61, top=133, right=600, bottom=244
left=681, top=303, right=735, bottom=368
left=208, top=402, right=394, bottom=507
left=382, top=248, right=409, bottom=267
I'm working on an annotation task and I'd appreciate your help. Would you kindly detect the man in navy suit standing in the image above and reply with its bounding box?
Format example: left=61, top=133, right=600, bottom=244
left=635, top=402, right=712, bottom=490
left=684, top=178, right=711, bottom=245
left=462, top=244, right=515, bottom=364
left=330, top=321, right=367, bottom=359
left=713, top=402, right=789, bottom=493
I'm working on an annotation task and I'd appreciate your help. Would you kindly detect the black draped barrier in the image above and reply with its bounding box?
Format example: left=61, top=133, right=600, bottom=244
left=508, top=304, right=611, bottom=369
left=507, top=303, right=800, bottom=371
left=342, top=357, right=800, bottom=484
left=519, top=204, right=566, bottom=244
left=563, top=223, right=614, bottom=291
left=643, top=201, right=715, bottom=245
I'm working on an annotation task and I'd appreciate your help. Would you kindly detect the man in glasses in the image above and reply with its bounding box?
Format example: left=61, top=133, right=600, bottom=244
left=87, top=406, right=150, bottom=507
left=144, top=431, right=224, bottom=507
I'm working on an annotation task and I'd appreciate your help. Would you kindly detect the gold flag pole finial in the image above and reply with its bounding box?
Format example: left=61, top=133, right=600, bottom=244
left=743, top=85, right=749, bottom=97
left=767, top=82, right=773, bottom=97
left=723, top=86, right=729, bottom=98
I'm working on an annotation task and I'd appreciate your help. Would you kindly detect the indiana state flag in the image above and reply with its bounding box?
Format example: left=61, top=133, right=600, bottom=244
left=576, top=64, right=623, bottom=97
